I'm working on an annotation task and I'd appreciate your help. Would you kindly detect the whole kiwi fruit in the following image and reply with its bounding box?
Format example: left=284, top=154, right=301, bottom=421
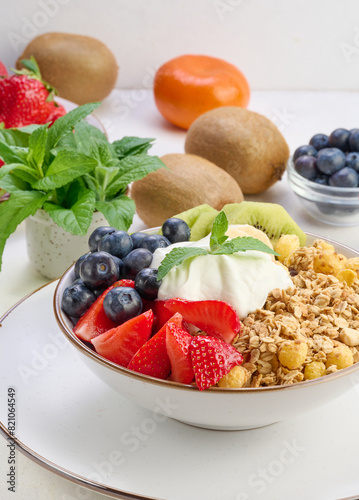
left=185, top=106, right=290, bottom=194
left=16, top=33, right=118, bottom=104
left=130, top=153, right=244, bottom=227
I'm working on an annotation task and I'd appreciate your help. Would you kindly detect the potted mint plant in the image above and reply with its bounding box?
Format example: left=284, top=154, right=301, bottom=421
left=0, top=102, right=165, bottom=278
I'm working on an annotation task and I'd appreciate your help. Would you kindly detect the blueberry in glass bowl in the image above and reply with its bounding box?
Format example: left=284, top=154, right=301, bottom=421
left=287, top=128, right=359, bottom=226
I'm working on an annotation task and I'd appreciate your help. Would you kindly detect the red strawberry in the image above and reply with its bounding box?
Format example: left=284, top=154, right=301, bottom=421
left=190, top=335, right=243, bottom=391
left=0, top=57, right=65, bottom=128
left=151, top=300, right=176, bottom=333
left=74, top=280, right=135, bottom=341
left=0, top=60, right=8, bottom=78
left=164, top=299, right=242, bottom=344
left=128, top=313, right=183, bottom=379
left=91, top=310, right=154, bottom=367
left=166, top=321, right=194, bottom=384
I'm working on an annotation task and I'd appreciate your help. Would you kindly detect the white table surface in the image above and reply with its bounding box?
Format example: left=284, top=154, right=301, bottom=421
left=1, top=90, right=359, bottom=500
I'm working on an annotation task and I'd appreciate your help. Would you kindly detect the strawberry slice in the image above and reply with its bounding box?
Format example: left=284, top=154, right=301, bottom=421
left=166, top=321, right=194, bottom=384
left=151, top=300, right=175, bottom=334
left=164, top=299, right=242, bottom=344
left=190, top=335, right=243, bottom=391
left=73, top=280, right=135, bottom=341
left=91, top=310, right=154, bottom=367
left=128, top=313, right=183, bottom=379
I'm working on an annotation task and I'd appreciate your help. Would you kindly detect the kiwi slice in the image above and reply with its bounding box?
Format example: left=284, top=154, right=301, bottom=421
left=222, top=202, right=306, bottom=246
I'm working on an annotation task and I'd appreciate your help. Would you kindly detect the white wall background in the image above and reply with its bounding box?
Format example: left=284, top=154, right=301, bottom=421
left=0, top=0, right=359, bottom=91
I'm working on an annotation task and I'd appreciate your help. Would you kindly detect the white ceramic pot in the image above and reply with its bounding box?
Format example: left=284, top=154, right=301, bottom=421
left=25, top=209, right=108, bottom=280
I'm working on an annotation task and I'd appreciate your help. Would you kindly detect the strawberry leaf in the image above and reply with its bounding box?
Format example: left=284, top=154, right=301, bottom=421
left=95, top=194, right=135, bottom=230
left=157, top=247, right=208, bottom=281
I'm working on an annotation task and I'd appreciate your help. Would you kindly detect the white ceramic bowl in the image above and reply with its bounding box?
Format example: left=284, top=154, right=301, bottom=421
left=54, top=232, right=359, bottom=431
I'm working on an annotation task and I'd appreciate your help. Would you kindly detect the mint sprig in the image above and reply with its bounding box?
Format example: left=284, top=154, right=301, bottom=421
left=0, top=104, right=165, bottom=270
left=157, top=212, right=279, bottom=280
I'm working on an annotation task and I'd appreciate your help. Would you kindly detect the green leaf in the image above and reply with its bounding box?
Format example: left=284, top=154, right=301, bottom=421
left=46, top=102, right=101, bottom=152
left=0, top=163, right=40, bottom=185
left=157, top=247, right=208, bottom=281
left=43, top=189, right=96, bottom=236
left=0, top=128, right=33, bottom=147
left=55, top=120, right=109, bottom=157
left=33, top=151, right=98, bottom=191
left=209, top=211, right=229, bottom=248
left=27, top=125, right=48, bottom=170
left=0, top=172, right=31, bottom=193
left=210, top=236, right=279, bottom=256
left=90, top=166, right=122, bottom=200
left=95, top=194, right=135, bottom=231
left=112, top=137, right=155, bottom=159
left=113, top=155, right=165, bottom=192
left=0, top=141, right=27, bottom=165
left=0, top=191, right=49, bottom=270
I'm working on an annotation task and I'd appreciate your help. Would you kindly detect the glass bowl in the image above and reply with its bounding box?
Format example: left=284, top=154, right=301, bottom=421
left=287, top=159, right=359, bottom=226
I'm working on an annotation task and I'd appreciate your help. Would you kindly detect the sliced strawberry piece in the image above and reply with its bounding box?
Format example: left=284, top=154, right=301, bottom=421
left=190, top=335, right=243, bottom=391
left=151, top=300, right=175, bottom=333
left=166, top=321, right=194, bottom=384
left=128, top=313, right=183, bottom=379
left=91, top=310, right=154, bottom=367
left=73, top=280, right=135, bottom=341
left=164, top=299, right=242, bottom=344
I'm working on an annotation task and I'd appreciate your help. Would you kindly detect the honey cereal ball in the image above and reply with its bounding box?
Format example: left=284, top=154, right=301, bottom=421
left=304, top=361, right=326, bottom=380
left=218, top=365, right=250, bottom=388
left=278, top=340, right=308, bottom=370
left=326, top=344, right=354, bottom=370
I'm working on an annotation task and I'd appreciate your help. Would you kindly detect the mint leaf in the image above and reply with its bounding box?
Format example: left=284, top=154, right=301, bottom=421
left=27, top=125, right=48, bottom=171
left=46, top=102, right=101, bottom=152
left=0, top=141, right=27, bottom=165
left=95, top=194, right=135, bottom=230
left=0, top=191, right=49, bottom=270
left=55, top=121, right=111, bottom=158
left=0, top=172, right=30, bottom=193
left=114, top=155, right=165, bottom=191
left=157, top=247, right=208, bottom=281
left=44, top=189, right=96, bottom=236
left=112, top=137, right=155, bottom=159
left=89, top=166, right=122, bottom=200
left=0, top=127, right=34, bottom=147
left=209, top=210, right=229, bottom=247
left=33, top=151, right=98, bottom=190
left=210, top=236, right=279, bottom=256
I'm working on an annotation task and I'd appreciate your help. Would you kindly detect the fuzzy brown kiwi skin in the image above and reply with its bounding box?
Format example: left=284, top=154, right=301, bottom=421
left=16, top=33, right=118, bottom=105
left=185, top=106, right=290, bottom=195
left=130, top=153, right=244, bottom=228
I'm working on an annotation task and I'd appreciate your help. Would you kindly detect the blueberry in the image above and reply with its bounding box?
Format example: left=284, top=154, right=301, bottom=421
left=313, top=173, right=329, bottom=185
left=294, top=155, right=318, bottom=180
left=122, top=248, right=153, bottom=279
left=79, top=251, right=120, bottom=289
left=345, top=152, right=359, bottom=172
left=328, top=128, right=350, bottom=152
left=309, top=134, right=329, bottom=151
left=162, top=218, right=191, bottom=244
left=140, top=234, right=171, bottom=253
left=74, top=252, right=91, bottom=279
left=61, top=279, right=96, bottom=317
left=88, top=226, right=116, bottom=252
left=111, top=255, right=123, bottom=276
left=329, top=167, right=359, bottom=187
left=293, top=145, right=317, bottom=162
left=135, top=268, right=162, bottom=301
left=349, top=130, right=359, bottom=152
left=130, top=232, right=147, bottom=249
left=316, top=148, right=346, bottom=175
left=98, top=230, right=133, bottom=259
left=103, top=287, right=143, bottom=323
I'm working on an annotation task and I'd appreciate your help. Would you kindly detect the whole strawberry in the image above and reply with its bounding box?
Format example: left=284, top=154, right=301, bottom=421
left=0, top=57, right=65, bottom=128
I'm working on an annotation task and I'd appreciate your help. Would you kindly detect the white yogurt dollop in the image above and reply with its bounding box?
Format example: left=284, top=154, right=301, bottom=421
left=151, top=232, right=293, bottom=319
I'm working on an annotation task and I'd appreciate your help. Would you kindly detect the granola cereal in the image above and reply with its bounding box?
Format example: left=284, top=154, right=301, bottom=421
left=232, top=239, right=359, bottom=387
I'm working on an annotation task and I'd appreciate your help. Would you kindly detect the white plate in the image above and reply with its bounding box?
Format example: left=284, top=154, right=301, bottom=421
left=1, top=283, right=359, bottom=500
